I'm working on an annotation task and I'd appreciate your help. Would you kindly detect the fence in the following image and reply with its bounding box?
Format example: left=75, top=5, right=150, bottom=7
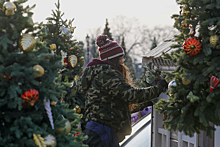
left=152, top=107, right=220, bottom=147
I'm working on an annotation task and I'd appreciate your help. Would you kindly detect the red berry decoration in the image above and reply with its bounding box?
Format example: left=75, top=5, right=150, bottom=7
left=63, top=57, right=70, bottom=66
left=183, top=37, right=201, bottom=56
left=75, top=132, right=81, bottom=137
left=21, top=89, right=39, bottom=106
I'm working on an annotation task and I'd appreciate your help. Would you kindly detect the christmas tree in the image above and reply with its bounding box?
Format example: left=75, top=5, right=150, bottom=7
left=103, top=18, right=113, bottom=40
left=155, top=0, right=220, bottom=138
left=91, top=38, right=99, bottom=59
left=139, top=62, right=163, bottom=87
left=42, top=0, right=85, bottom=110
left=0, top=0, right=86, bottom=146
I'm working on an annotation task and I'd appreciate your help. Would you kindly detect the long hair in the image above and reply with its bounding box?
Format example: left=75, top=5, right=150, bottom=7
left=107, top=57, right=137, bottom=112
left=107, top=57, right=132, bottom=85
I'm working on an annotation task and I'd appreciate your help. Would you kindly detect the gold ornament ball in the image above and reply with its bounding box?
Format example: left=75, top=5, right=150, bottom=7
left=33, top=65, right=44, bottom=77
left=55, top=119, right=71, bottom=135
left=68, top=55, right=78, bottom=68
left=25, top=17, right=34, bottom=27
left=182, top=77, right=191, bottom=85
left=210, top=35, right=219, bottom=48
left=50, top=44, right=56, bottom=50
left=80, top=57, right=85, bottom=66
left=44, top=134, right=56, bottom=147
left=74, top=75, right=80, bottom=81
left=2, top=1, right=16, bottom=16
left=74, top=105, right=81, bottom=114
left=181, top=21, right=187, bottom=28
left=75, top=107, right=81, bottom=114
left=19, top=34, right=36, bottom=51
left=50, top=101, right=57, bottom=105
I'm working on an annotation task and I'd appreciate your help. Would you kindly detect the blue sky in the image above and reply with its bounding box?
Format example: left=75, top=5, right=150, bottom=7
left=25, top=0, right=179, bottom=41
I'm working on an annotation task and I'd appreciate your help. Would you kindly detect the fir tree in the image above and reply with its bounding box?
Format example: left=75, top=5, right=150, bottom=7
left=103, top=18, right=113, bottom=40
left=139, top=62, right=163, bottom=87
left=0, top=0, right=87, bottom=146
left=150, top=37, right=157, bottom=50
left=42, top=0, right=85, bottom=110
left=91, top=38, right=99, bottom=59
left=155, top=0, right=220, bottom=138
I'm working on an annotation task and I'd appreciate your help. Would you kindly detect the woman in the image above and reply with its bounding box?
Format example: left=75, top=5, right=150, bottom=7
left=81, top=35, right=168, bottom=147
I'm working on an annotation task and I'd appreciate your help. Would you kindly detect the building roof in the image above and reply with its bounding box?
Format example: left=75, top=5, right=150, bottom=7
left=143, top=37, right=178, bottom=58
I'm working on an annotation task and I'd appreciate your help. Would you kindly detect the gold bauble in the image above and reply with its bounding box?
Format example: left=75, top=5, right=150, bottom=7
left=19, top=34, right=36, bottom=51
left=80, top=56, right=84, bottom=62
left=33, top=65, right=44, bottom=77
left=181, top=21, right=187, bottom=28
left=210, top=35, right=219, bottom=48
left=2, top=1, right=16, bottom=16
left=182, top=77, right=191, bottom=85
left=44, top=134, right=56, bottom=147
left=74, top=75, right=80, bottom=81
left=50, top=44, right=56, bottom=50
left=79, top=57, right=85, bottom=66
left=25, top=17, right=34, bottom=27
left=55, top=119, right=71, bottom=135
left=68, top=55, right=77, bottom=68
left=50, top=101, right=57, bottom=105
left=74, top=105, right=81, bottom=114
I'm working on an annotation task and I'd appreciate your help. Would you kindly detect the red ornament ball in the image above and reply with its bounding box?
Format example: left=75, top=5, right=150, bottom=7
left=183, top=37, right=201, bottom=56
left=21, top=89, right=39, bottom=106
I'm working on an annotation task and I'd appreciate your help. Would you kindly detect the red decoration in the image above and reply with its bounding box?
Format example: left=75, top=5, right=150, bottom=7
left=21, top=89, right=39, bottom=106
left=183, top=37, right=201, bottom=56
left=63, top=57, right=70, bottom=66
left=75, top=132, right=81, bottom=137
left=210, top=76, right=219, bottom=92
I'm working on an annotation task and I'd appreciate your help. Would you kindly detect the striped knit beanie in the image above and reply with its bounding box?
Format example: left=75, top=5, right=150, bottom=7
left=96, top=34, right=124, bottom=60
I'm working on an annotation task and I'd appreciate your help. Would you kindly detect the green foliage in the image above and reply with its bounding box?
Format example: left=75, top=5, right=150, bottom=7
left=138, top=62, right=163, bottom=87
left=0, top=0, right=87, bottom=146
left=42, top=0, right=85, bottom=110
left=155, top=0, right=220, bottom=138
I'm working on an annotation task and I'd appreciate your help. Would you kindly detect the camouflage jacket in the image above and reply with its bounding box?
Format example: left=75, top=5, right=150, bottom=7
left=81, top=59, right=163, bottom=141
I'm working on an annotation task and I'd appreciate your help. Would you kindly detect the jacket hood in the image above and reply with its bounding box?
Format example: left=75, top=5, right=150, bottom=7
left=81, top=59, right=114, bottom=91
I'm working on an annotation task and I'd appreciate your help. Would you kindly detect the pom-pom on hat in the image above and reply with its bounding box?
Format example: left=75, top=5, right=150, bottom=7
left=96, top=34, right=124, bottom=60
